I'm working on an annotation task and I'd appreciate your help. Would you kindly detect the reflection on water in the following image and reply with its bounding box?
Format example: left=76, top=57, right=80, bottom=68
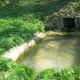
left=17, top=32, right=80, bottom=71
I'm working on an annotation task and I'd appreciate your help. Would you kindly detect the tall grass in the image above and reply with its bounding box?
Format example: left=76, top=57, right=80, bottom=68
left=0, top=57, right=80, bottom=80
left=0, top=0, right=48, bottom=54
left=36, top=67, right=80, bottom=80
left=0, top=18, right=44, bottom=54
left=0, top=57, right=36, bottom=80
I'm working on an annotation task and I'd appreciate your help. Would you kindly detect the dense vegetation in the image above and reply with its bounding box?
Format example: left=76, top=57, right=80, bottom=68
left=0, top=18, right=44, bottom=54
left=0, top=57, right=80, bottom=80
left=0, top=0, right=80, bottom=80
left=0, top=0, right=45, bottom=54
left=0, top=57, right=36, bottom=80
left=36, top=67, right=80, bottom=80
left=0, top=0, right=80, bottom=54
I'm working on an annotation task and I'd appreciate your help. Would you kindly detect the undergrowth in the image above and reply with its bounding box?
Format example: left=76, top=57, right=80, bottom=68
left=36, top=67, right=80, bottom=80
left=0, top=57, right=36, bottom=80
left=0, top=0, right=45, bottom=54
left=0, top=15, right=44, bottom=54
left=0, top=0, right=80, bottom=80
left=0, top=57, right=80, bottom=80
left=0, top=0, right=80, bottom=54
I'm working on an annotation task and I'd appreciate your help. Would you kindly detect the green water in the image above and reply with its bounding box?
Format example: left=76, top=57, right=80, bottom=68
left=18, top=32, right=80, bottom=71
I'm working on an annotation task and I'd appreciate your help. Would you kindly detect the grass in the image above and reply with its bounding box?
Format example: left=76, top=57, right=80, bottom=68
left=0, top=57, right=36, bottom=80
left=0, top=15, right=44, bottom=54
left=0, top=57, right=80, bottom=80
left=36, top=67, right=80, bottom=80
left=0, top=0, right=80, bottom=54
left=0, top=0, right=45, bottom=54
left=0, top=0, right=80, bottom=79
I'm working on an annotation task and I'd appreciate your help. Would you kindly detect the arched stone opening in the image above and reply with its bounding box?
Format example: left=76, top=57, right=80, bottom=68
left=63, top=18, right=76, bottom=32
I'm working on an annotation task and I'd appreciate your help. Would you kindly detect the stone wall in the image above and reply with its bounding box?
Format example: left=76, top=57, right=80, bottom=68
left=45, top=17, right=80, bottom=31
left=2, top=32, right=46, bottom=61
left=45, top=17, right=58, bottom=31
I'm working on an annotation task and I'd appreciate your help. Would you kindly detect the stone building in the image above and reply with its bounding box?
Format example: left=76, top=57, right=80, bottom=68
left=45, top=1, right=80, bottom=31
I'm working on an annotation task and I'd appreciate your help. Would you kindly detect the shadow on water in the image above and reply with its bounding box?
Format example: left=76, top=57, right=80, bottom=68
left=17, top=33, right=80, bottom=71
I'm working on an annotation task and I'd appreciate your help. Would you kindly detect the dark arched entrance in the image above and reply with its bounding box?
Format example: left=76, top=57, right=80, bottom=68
left=63, top=18, right=75, bottom=32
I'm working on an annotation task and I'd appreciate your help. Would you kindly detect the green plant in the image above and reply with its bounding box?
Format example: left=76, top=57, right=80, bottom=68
left=37, top=66, right=80, bottom=80
left=36, top=69, right=58, bottom=80
left=0, top=0, right=80, bottom=54
left=0, top=57, right=13, bottom=72
left=0, top=57, right=80, bottom=80
left=0, top=57, right=36, bottom=80
left=0, top=17, right=44, bottom=54
left=7, top=65, right=36, bottom=80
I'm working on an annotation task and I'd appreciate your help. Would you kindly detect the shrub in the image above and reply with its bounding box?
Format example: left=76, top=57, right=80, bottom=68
left=0, top=57, right=14, bottom=72
left=37, top=67, right=80, bottom=80
left=36, top=69, right=58, bottom=80
left=0, top=57, right=80, bottom=80
left=6, top=65, right=36, bottom=80
left=0, top=17, right=44, bottom=54
left=0, top=57, right=36, bottom=80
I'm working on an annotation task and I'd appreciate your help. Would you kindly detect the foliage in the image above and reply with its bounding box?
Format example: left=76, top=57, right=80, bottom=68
left=0, top=57, right=36, bottom=80
left=0, top=16, right=44, bottom=54
left=0, top=0, right=48, bottom=54
left=36, top=69, right=58, bottom=80
left=0, top=57, right=80, bottom=80
left=0, top=0, right=80, bottom=79
left=0, top=57, right=13, bottom=72
left=5, top=65, right=36, bottom=80
left=36, top=67, right=80, bottom=80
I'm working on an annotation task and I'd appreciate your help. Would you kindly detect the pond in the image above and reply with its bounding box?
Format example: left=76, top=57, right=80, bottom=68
left=17, top=32, right=80, bottom=71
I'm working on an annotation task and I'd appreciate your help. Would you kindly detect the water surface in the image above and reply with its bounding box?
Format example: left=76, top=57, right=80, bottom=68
left=18, top=32, right=80, bottom=71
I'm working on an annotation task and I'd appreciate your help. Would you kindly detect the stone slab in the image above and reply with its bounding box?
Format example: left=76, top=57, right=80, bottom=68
left=2, top=32, right=46, bottom=61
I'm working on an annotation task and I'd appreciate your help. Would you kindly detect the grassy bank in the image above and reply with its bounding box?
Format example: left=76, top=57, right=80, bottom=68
left=0, top=0, right=80, bottom=54
left=36, top=67, right=80, bottom=80
left=0, top=57, right=36, bottom=80
left=0, top=0, right=80, bottom=79
left=0, top=17, right=44, bottom=54
left=0, top=0, right=45, bottom=54
left=0, top=57, right=80, bottom=80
